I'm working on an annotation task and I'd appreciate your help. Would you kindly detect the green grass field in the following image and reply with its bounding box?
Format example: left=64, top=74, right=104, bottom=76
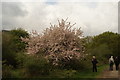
left=71, top=64, right=108, bottom=78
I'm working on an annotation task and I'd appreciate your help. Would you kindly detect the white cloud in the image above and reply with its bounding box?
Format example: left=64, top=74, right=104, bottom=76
left=2, top=2, right=118, bottom=36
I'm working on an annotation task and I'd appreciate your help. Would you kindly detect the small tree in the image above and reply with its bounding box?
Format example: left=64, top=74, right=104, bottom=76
left=22, top=19, right=85, bottom=67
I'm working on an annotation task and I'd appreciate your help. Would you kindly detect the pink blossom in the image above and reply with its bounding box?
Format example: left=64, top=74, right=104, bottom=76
left=22, top=19, right=85, bottom=65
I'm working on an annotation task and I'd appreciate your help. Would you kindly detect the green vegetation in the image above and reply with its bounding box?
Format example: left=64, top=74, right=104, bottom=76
left=92, top=32, right=120, bottom=57
left=85, top=31, right=120, bottom=65
left=2, top=28, right=120, bottom=78
left=71, top=64, right=108, bottom=78
left=2, top=28, right=29, bottom=67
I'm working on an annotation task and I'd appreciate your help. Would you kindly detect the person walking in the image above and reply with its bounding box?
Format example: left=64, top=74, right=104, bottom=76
left=118, top=56, right=120, bottom=69
left=92, top=56, right=98, bottom=72
left=114, top=56, right=119, bottom=70
left=109, top=56, right=114, bottom=71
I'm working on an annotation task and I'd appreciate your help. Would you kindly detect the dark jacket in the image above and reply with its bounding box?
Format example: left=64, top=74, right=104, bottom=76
left=92, top=58, right=98, bottom=65
left=114, top=57, right=119, bottom=65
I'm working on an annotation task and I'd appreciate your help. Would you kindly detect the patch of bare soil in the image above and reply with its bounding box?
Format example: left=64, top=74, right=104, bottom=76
left=98, top=65, right=120, bottom=78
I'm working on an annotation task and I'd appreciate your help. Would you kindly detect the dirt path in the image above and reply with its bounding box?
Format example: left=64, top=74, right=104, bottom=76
left=98, top=65, right=120, bottom=78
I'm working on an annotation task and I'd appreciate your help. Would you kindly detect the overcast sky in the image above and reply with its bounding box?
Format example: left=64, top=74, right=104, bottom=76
left=2, top=1, right=118, bottom=36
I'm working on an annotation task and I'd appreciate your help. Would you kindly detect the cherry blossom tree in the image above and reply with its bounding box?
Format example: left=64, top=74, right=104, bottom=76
left=21, top=19, right=85, bottom=66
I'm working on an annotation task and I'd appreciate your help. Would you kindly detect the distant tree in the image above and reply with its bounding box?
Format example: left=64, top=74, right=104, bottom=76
left=10, top=28, right=29, bottom=38
left=84, top=36, right=93, bottom=44
left=87, top=31, right=120, bottom=57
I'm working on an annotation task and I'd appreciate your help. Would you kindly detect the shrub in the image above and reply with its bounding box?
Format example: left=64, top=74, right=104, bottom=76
left=2, top=32, right=18, bottom=67
left=2, top=64, right=13, bottom=78
left=22, top=19, right=85, bottom=68
left=2, top=29, right=29, bottom=67
left=16, top=52, right=27, bottom=68
left=24, top=55, right=51, bottom=77
left=87, top=44, right=111, bottom=65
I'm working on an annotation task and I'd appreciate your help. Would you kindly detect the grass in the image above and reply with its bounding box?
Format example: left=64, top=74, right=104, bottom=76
left=10, top=68, right=25, bottom=78
left=3, top=64, right=108, bottom=78
left=70, top=64, right=108, bottom=78
left=36, top=64, right=108, bottom=78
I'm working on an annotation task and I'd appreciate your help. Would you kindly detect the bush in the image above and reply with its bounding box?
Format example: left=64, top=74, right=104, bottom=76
left=2, top=64, right=13, bottom=78
left=2, top=29, right=29, bottom=67
left=24, top=55, right=51, bottom=77
left=16, top=52, right=27, bottom=68
left=2, top=32, right=18, bottom=67
left=86, top=44, right=112, bottom=65
left=22, top=19, right=85, bottom=66
left=10, top=28, right=29, bottom=52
